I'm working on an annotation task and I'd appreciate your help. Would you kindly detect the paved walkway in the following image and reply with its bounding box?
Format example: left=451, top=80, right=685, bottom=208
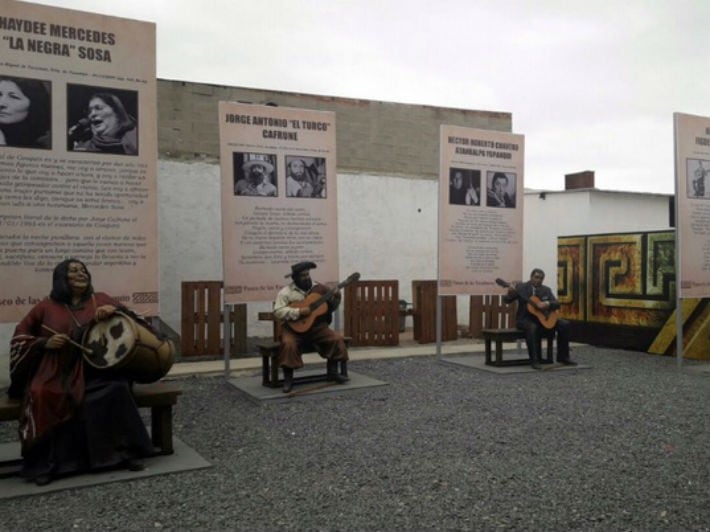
left=168, top=333, right=489, bottom=378
left=0, top=332, right=491, bottom=388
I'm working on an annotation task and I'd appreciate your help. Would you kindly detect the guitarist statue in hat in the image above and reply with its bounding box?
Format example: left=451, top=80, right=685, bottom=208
left=502, top=268, right=576, bottom=369
left=273, top=261, right=350, bottom=392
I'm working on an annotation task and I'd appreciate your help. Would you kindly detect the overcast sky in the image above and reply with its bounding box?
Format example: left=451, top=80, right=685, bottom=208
left=33, top=0, right=710, bottom=194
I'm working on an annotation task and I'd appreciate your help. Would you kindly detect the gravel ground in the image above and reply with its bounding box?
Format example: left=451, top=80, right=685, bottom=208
left=2, top=345, right=710, bottom=531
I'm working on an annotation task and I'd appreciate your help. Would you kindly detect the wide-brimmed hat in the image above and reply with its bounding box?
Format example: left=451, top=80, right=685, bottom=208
left=288, top=158, right=307, bottom=169
left=242, top=153, right=274, bottom=174
left=286, top=261, right=317, bottom=278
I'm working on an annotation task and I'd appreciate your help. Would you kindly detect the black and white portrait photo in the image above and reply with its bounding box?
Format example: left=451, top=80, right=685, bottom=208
left=449, top=167, right=480, bottom=206
left=687, top=158, right=709, bottom=199
left=67, top=84, right=138, bottom=155
left=486, top=171, right=516, bottom=208
left=0, top=74, right=51, bottom=149
left=233, top=152, right=278, bottom=197
left=285, top=155, right=327, bottom=198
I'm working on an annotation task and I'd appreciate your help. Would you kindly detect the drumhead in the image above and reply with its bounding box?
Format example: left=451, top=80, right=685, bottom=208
left=82, top=312, right=138, bottom=369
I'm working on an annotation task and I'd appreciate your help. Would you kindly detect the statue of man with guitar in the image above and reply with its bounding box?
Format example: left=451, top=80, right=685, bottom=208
left=499, top=268, right=576, bottom=369
left=273, top=261, right=357, bottom=392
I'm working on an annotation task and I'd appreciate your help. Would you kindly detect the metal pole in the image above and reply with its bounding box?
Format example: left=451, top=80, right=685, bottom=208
left=436, top=135, right=442, bottom=360
left=673, top=115, right=683, bottom=369
left=436, top=294, right=442, bottom=359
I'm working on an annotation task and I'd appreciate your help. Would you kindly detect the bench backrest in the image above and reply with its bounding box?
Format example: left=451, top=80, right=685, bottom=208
left=469, top=295, right=517, bottom=338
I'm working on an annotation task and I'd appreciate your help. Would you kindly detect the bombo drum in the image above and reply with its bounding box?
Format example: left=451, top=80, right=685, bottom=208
left=81, top=311, right=175, bottom=383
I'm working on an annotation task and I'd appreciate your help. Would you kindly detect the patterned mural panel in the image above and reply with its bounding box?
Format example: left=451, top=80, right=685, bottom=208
left=587, top=232, right=675, bottom=326
left=557, top=236, right=585, bottom=321
left=557, top=231, right=675, bottom=327
left=559, top=230, right=710, bottom=360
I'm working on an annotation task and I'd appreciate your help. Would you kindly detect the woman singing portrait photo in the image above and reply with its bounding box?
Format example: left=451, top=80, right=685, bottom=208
left=67, top=84, right=138, bottom=155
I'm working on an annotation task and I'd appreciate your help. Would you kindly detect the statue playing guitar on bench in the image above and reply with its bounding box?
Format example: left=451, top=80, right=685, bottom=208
left=273, top=261, right=359, bottom=392
left=498, top=268, right=576, bottom=369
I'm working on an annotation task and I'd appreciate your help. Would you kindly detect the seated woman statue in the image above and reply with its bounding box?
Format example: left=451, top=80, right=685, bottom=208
left=8, top=258, right=154, bottom=486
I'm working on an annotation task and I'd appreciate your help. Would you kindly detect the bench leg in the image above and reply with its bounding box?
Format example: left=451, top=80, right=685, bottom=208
left=261, top=354, right=271, bottom=386
left=495, top=340, right=504, bottom=365
left=545, top=335, right=554, bottom=363
left=259, top=346, right=282, bottom=387
left=270, top=355, right=280, bottom=387
left=484, top=338, right=492, bottom=365
left=151, top=405, right=174, bottom=455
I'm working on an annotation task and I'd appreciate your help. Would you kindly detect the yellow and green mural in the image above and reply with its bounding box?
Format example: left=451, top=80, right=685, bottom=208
left=558, top=230, right=710, bottom=360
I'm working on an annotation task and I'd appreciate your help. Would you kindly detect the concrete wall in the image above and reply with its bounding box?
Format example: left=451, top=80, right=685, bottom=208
left=156, top=160, right=442, bottom=340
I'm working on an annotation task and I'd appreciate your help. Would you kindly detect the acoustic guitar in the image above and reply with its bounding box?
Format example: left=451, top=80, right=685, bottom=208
left=287, top=272, right=361, bottom=334
left=495, top=278, right=558, bottom=329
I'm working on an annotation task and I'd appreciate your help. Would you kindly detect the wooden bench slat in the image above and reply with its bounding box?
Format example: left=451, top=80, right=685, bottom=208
left=470, top=295, right=516, bottom=338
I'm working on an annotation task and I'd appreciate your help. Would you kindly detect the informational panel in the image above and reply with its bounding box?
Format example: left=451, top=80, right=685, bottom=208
left=219, top=102, right=338, bottom=303
left=0, top=1, right=158, bottom=322
left=675, top=112, right=710, bottom=299
left=438, top=125, right=524, bottom=295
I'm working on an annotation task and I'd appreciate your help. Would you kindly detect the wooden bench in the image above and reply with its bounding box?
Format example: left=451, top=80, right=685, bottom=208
left=257, top=312, right=349, bottom=389
left=481, top=328, right=553, bottom=367
left=0, top=382, right=182, bottom=459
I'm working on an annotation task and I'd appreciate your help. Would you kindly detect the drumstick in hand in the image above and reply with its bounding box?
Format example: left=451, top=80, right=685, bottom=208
left=41, top=324, right=94, bottom=354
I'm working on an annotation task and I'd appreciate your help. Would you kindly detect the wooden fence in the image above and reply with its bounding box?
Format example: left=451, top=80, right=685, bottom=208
left=181, top=281, right=247, bottom=357
left=344, top=280, right=399, bottom=346
left=411, top=280, right=458, bottom=343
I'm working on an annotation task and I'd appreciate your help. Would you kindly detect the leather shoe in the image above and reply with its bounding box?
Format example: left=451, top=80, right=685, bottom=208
left=126, top=458, right=145, bottom=471
left=34, top=474, right=52, bottom=486
left=531, top=362, right=543, bottom=370
left=558, top=359, right=577, bottom=366
left=327, top=372, right=349, bottom=384
left=326, top=360, right=349, bottom=384
left=282, top=368, right=294, bottom=393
